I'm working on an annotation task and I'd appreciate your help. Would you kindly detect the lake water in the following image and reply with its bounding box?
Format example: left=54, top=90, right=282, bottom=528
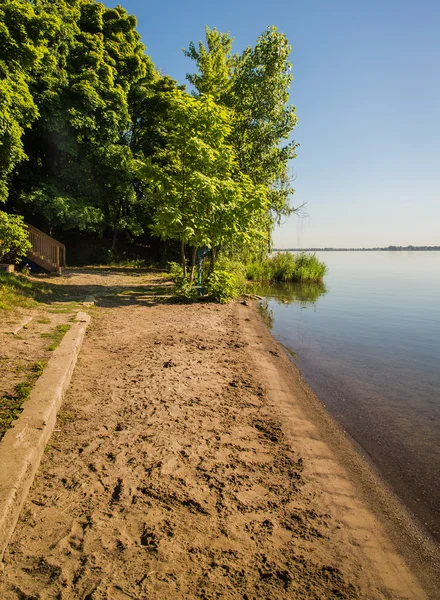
left=258, top=251, right=440, bottom=543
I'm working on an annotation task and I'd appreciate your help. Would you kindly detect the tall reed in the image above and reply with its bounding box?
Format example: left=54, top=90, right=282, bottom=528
left=246, top=252, right=327, bottom=283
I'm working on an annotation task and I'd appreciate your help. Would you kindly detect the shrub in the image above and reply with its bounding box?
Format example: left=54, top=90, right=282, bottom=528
left=0, top=211, right=31, bottom=264
left=172, top=278, right=199, bottom=303
left=215, top=257, right=247, bottom=290
left=207, top=268, right=246, bottom=304
left=168, top=261, right=184, bottom=282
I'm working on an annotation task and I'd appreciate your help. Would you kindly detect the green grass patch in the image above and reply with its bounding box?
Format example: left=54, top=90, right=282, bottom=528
left=46, top=302, right=80, bottom=314
left=247, top=252, right=327, bottom=283
left=0, top=359, right=48, bottom=440
left=40, top=324, right=71, bottom=351
left=0, top=273, right=57, bottom=310
left=0, top=273, right=37, bottom=310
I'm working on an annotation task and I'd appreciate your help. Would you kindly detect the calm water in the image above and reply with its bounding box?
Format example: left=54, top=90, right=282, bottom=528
left=258, top=251, right=440, bottom=543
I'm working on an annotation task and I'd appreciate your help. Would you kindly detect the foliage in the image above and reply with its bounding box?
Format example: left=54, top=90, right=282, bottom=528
left=0, top=211, right=31, bottom=263
left=0, top=0, right=58, bottom=201
left=139, top=89, right=269, bottom=270
left=172, top=278, right=199, bottom=303
left=185, top=26, right=299, bottom=230
left=214, top=256, right=247, bottom=289
left=1, top=5, right=300, bottom=270
left=207, top=269, right=244, bottom=304
left=247, top=252, right=327, bottom=282
left=292, top=252, right=328, bottom=282
left=168, top=261, right=184, bottom=282
left=184, top=27, right=236, bottom=102
left=9, top=0, right=155, bottom=245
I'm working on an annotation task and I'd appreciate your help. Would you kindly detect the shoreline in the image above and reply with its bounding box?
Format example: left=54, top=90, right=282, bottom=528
left=243, top=301, right=440, bottom=596
left=0, top=283, right=438, bottom=597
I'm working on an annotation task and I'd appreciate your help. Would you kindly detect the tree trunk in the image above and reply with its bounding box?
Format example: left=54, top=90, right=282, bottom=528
left=111, top=202, right=123, bottom=251
left=189, top=246, right=197, bottom=283
left=111, top=226, right=118, bottom=251
left=181, top=239, right=187, bottom=278
left=209, top=247, right=216, bottom=274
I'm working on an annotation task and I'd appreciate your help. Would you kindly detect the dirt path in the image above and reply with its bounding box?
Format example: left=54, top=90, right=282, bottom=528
left=0, top=271, right=437, bottom=599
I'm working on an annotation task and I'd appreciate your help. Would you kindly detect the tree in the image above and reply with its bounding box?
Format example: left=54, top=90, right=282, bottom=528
left=184, top=26, right=236, bottom=103
left=0, top=0, right=57, bottom=202
left=0, top=211, right=31, bottom=263
left=185, top=26, right=299, bottom=231
left=139, top=89, right=268, bottom=278
left=10, top=0, right=155, bottom=245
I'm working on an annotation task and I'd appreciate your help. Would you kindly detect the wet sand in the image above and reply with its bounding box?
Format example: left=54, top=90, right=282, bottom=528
left=0, top=274, right=438, bottom=598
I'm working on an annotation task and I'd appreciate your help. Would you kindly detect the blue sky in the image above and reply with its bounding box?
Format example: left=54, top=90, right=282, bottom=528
left=118, top=0, right=439, bottom=248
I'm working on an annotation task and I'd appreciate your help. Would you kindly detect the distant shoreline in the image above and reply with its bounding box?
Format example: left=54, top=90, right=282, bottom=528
left=275, top=246, right=440, bottom=252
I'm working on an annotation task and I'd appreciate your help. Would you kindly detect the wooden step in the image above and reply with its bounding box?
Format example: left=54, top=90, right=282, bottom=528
left=26, top=224, right=66, bottom=273
left=27, top=251, right=60, bottom=273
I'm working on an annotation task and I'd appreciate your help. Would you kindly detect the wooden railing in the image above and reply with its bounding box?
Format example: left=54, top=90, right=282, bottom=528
left=27, top=224, right=66, bottom=273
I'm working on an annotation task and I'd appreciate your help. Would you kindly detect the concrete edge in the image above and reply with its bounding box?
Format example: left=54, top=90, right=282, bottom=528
left=0, top=311, right=91, bottom=562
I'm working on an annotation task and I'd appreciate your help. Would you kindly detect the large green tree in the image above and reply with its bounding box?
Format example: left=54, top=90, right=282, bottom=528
left=11, top=0, right=155, bottom=243
left=185, top=26, right=299, bottom=230
left=139, top=89, right=268, bottom=278
left=0, top=0, right=57, bottom=202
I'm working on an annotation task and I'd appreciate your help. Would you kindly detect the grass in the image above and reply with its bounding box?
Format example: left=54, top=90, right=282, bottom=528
left=247, top=252, right=327, bottom=283
left=0, top=272, right=58, bottom=310
left=40, top=324, right=71, bottom=351
left=0, top=359, right=48, bottom=440
left=58, top=409, right=75, bottom=423
left=0, top=273, right=37, bottom=310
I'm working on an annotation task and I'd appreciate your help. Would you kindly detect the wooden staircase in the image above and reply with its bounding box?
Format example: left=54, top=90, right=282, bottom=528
left=27, top=224, right=66, bottom=273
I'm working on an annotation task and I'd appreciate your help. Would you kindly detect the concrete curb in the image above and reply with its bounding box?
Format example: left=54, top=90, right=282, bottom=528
left=0, top=311, right=90, bottom=562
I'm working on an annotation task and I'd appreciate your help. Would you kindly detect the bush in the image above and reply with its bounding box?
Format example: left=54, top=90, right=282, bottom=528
left=172, top=278, right=199, bottom=303
left=0, top=211, right=31, bottom=264
left=168, top=261, right=184, bottom=282
left=207, top=268, right=246, bottom=304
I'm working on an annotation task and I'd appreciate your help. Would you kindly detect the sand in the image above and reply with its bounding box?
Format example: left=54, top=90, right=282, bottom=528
left=0, top=271, right=438, bottom=598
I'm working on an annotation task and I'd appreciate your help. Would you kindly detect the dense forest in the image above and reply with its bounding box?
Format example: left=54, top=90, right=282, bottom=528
left=0, top=0, right=299, bottom=275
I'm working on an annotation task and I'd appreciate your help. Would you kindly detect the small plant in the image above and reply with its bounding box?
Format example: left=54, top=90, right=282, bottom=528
left=0, top=359, right=48, bottom=440
left=172, top=278, right=199, bottom=303
left=31, top=360, right=47, bottom=376
left=58, top=409, right=75, bottom=423
left=168, top=261, right=184, bottom=282
left=0, top=211, right=31, bottom=264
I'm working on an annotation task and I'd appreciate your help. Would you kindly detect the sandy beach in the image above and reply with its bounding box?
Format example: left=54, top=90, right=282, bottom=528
left=0, top=271, right=438, bottom=598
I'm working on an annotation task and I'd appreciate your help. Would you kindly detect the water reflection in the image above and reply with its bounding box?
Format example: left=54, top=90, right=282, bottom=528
left=257, top=281, right=328, bottom=308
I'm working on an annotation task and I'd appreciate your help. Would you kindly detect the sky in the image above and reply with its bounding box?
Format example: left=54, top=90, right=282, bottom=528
left=117, top=0, right=440, bottom=248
